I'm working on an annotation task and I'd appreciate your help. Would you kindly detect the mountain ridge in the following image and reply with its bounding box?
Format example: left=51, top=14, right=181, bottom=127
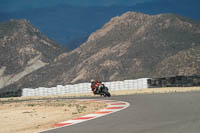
left=0, top=12, right=200, bottom=95
left=0, top=19, right=69, bottom=90
left=1, top=0, right=200, bottom=49
left=1, top=12, right=199, bottom=93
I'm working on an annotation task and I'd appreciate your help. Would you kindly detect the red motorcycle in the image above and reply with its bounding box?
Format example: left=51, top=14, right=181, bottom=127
left=95, top=82, right=111, bottom=97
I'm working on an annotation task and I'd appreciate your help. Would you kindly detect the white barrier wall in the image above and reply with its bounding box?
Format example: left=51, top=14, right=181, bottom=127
left=22, top=78, right=149, bottom=97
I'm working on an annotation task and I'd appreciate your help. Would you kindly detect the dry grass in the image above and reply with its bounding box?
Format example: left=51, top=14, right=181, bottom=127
left=0, top=93, right=95, bottom=102
left=0, top=99, right=106, bottom=133
left=110, top=87, right=200, bottom=96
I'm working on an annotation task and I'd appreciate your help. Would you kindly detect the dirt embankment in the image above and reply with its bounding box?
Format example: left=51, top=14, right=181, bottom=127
left=0, top=99, right=106, bottom=133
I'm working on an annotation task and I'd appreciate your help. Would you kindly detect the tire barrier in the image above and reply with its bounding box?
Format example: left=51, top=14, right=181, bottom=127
left=21, top=78, right=149, bottom=97
left=1, top=78, right=148, bottom=98
left=148, top=75, right=200, bottom=88
left=1, top=75, right=200, bottom=98
left=0, top=89, right=22, bottom=98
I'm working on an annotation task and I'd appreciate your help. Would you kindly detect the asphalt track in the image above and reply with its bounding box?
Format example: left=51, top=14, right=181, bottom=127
left=42, top=92, right=200, bottom=133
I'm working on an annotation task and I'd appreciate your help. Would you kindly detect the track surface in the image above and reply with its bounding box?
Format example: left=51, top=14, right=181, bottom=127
left=42, top=92, right=200, bottom=133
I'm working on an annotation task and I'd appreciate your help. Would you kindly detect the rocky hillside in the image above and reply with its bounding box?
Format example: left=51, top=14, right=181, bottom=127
left=2, top=12, right=200, bottom=92
left=0, top=19, right=68, bottom=90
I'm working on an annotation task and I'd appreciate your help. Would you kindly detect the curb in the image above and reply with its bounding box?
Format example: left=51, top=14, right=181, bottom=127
left=38, top=99, right=130, bottom=132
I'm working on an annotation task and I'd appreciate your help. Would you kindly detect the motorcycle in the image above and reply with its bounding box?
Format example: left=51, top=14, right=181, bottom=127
left=95, top=82, right=111, bottom=97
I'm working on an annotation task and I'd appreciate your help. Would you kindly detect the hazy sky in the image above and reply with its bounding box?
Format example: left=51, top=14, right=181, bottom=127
left=0, top=0, right=152, bottom=12
left=0, top=0, right=199, bottom=48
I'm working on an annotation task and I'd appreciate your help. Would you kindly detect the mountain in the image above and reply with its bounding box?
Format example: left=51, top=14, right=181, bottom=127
left=1, top=0, right=200, bottom=49
left=154, top=46, right=200, bottom=77
left=0, top=5, right=131, bottom=49
left=0, top=19, right=69, bottom=90
left=4, top=12, right=200, bottom=92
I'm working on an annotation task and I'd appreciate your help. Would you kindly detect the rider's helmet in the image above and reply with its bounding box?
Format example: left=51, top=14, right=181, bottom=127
left=91, top=79, right=95, bottom=83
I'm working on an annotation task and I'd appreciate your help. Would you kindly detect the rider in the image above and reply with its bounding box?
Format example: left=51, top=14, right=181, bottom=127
left=90, top=79, right=100, bottom=94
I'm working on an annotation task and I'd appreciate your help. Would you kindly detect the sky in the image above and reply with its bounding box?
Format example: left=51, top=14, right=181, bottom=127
left=0, top=0, right=152, bottom=12
left=0, top=0, right=199, bottom=48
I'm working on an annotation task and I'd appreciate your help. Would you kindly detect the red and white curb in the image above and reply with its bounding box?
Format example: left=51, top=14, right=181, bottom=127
left=38, top=99, right=130, bottom=133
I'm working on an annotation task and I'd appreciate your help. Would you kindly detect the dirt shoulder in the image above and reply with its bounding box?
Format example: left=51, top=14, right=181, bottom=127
left=110, top=87, right=200, bottom=95
left=0, top=99, right=106, bottom=133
